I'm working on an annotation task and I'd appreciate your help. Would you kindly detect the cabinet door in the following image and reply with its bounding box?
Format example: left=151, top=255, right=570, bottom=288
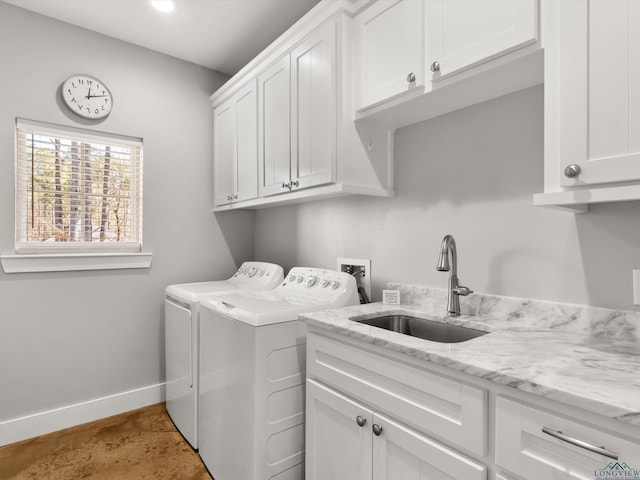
left=306, top=379, right=372, bottom=480
left=356, top=0, right=424, bottom=110
left=213, top=97, right=236, bottom=206
left=372, top=412, right=487, bottom=480
left=291, top=21, right=337, bottom=191
left=552, top=0, right=640, bottom=187
left=426, top=0, right=537, bottom=80
left=234, top=81, right=258, bottom=202
left=258, top=55, right=291, bottom=197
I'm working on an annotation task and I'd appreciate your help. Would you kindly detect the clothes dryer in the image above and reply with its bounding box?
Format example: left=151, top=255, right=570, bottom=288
left=198, top=267, right=359, bottom=480
left=164, top=261, right=284, bottom=449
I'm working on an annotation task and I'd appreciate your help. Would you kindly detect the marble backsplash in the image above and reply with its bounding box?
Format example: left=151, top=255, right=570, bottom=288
left=387, top=283, right=640, bottom=343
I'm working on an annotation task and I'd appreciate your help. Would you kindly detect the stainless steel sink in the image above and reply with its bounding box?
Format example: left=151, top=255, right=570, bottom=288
left=355, top=315, right=488, bottom=343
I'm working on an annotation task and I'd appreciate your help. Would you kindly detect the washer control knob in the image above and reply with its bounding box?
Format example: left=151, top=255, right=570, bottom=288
left=331, top=280, right=341, bottom=290
left=305, top=276, right=317, bottom=288
left=321, top=279, right=330, bottom=288
left=287, top=274, right=296, bottom=282
left=248, top=267, right=257, bottom=277
left=257, top=269, right=264, bottom=277
left=296, top=276, right=304, bottom=283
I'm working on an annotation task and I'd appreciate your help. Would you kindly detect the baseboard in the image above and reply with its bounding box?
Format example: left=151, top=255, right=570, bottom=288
left=0, top=383, right=165, bottom=447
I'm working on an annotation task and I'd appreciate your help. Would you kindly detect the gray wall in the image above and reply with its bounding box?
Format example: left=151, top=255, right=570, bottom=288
left=255, top=85, right=640, bottom=311
left=0, top=3, right=254, bottom=421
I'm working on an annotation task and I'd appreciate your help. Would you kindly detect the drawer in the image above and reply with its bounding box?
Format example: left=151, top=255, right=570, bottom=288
left=496, top=395, right=640, bottom=478
left=307, top=332, right=487, bottom=456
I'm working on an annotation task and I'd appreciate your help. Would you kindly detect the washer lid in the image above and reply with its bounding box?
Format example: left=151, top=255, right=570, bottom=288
left=166, top=280, right=239, bottom=303
left=202, top=291, right=331, bottom=326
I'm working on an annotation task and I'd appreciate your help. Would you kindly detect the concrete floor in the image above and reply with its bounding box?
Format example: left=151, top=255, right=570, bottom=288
left=0, top=403, right=212, bottom=479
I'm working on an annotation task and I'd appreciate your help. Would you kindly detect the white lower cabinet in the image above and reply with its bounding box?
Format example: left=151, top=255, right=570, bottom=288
left=306, top=378, right=487, bottom=480
left=306, top=379, right=372, bottom=480
left=495, top=396, right=640, bottom=479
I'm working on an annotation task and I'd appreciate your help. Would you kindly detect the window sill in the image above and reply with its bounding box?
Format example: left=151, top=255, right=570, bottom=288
left=0, top=252, right=152, bottom=273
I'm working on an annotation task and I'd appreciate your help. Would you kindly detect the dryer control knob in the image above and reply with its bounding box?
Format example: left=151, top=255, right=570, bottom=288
left=321, top=279, right=330, bottom=288
left=305, top=276, right=317, bottom=288
left=296, top=276, right=304, bottom=283
left=331, top=280, right=341, bottom=290
left=287, top=275, right=296, bottom=282
left=257, top=269, right=264, bottom=276
left=248, top=267, right=257, bottom=277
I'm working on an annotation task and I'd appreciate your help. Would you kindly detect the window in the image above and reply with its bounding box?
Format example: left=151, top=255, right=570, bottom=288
left=15, top=119, right=143, bottom=254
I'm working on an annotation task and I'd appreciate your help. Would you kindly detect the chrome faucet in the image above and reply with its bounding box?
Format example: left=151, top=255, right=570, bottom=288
left=436, top=235, right=473, bottom=316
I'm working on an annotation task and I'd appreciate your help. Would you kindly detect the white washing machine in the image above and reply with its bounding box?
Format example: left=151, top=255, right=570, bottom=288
left=198, top=267, right=359, bottom=480
left=164, top=261, right=284, bottom=449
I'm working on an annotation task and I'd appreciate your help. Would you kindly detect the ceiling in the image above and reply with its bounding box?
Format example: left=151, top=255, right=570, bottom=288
left=1, top=0, right=321, bottom=75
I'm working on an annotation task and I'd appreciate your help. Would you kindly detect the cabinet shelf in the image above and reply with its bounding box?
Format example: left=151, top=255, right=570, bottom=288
left=355, top=48, right=543, bottom=130
left=212, top=182, right=394, bottom=212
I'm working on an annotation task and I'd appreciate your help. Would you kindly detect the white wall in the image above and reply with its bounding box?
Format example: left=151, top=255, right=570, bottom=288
left=0, top=2, right=254, bottom=431
left=255, top=85, right=640, bottom=311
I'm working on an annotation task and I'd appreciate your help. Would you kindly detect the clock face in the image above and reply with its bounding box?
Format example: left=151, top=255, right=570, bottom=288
left=62, top=74, right=113, bottom=120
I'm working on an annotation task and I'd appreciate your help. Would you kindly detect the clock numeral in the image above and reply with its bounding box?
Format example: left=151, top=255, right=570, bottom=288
left=77, top=104, right=83, bottom=111
left=78, top=79, right=84, bottom=85
left=70, top=97, right=76, bottom=103
left=94, top=108, right=99, bottom=115
left=67, top=89, right=72, bottom=95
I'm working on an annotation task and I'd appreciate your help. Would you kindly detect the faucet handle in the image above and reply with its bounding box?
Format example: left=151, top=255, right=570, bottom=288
left=453, top=285, right=473, bottom=296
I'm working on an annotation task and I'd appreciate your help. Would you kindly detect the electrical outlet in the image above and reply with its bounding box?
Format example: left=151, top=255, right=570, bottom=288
left=634, top=270, right=640, bottom=305
left=337, top=258, right=371, bottom=303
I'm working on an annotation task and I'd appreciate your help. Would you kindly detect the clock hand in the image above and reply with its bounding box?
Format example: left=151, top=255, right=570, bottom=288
left=85, top=87, right=92, bottom=100
left=87, top=94, right=109, bottom=98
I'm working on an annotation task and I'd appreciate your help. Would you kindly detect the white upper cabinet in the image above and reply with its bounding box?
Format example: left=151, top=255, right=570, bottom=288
left=290, top=21, right=337, bottom=192
left=556, top=0, right=640, bottom=187
left=355, top=0, right=540, bottom=120
left=534, top=0, right=640, bottom=210
left=213, top=80, right=258, bottom=207
left=355, top=0, right=425, bottom=110
left=426, top=0, right=538, bottom=81
left=211, top=3, right=395, bottom=212
left=258, top=56, right=291, bottom=197
left=260, top=21, right=336, bottom=198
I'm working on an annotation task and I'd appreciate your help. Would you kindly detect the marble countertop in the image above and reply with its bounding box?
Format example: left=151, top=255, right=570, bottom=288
left=301, top=297, right=640, bottom=427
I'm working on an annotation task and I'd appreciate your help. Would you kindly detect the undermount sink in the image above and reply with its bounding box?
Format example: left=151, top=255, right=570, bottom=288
left=355, top=315, right=488, bottom=343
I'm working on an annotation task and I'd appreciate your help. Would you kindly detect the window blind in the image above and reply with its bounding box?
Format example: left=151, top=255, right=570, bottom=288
left=15, top=119, right=143, bottom=254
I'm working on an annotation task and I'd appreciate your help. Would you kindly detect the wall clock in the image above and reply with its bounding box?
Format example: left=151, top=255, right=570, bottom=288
left=61, top=74, right=113, bottom=120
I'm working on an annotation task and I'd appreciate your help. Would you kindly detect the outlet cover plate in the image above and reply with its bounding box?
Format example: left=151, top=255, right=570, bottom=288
left=338, top=258, right=371, bottom=301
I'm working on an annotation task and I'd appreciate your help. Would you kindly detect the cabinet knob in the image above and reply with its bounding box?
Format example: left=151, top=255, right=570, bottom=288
left=372, top=424, right=383, bottom=436
left=406, top=72, right=416, bottom=83
left=430, top=61, right=441, bottom=73
left=281, top=182, right=290, bottom=189
left=355, top=416, right=366, bottom=427
left=564, top=164, right=582, bottom=178
left=291, top=180, right=299, bottom=188
left=233, top=194, right=238, bottom=200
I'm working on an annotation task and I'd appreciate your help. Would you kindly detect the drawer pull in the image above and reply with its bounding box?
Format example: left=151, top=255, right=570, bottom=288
left=541, top=427, right=619, bottom=460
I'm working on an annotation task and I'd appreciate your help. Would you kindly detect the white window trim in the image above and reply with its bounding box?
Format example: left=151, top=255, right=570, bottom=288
left=9, top=119, right=150, bottom=272
left=1, top=252, right=152, bottom=274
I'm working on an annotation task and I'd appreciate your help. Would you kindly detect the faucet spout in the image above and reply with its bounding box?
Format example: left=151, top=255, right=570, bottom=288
left=436, top=235, right=472, bottom=316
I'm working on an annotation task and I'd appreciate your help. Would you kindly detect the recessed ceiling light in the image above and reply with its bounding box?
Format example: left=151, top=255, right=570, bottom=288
left=150, top=0, right=175, bottom=13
